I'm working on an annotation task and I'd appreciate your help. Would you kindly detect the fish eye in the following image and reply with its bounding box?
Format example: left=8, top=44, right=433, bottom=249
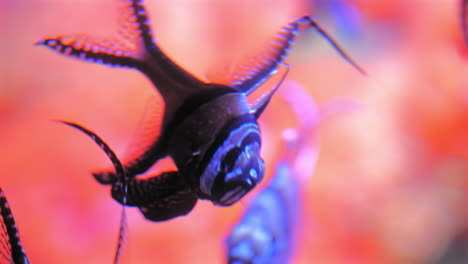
left=222, top=147, right=243, bottom=173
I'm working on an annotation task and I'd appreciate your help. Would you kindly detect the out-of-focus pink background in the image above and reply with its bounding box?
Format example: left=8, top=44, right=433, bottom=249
left=1, top=0, right=467, bottom=263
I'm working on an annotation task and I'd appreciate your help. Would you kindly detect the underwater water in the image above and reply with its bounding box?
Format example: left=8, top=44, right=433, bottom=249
left=0, top=0, right=467, bottom=263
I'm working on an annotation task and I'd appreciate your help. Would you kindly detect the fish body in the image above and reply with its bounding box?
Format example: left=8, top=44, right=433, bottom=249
left=225, top=81, right=360, bottom=264
left=226, top=161, right=299, bottom=264
left=226, top=82, right=323, bottom=264
left=37, top=0, right=362, bottom=220
left=38, top=1, right=363, bottom=262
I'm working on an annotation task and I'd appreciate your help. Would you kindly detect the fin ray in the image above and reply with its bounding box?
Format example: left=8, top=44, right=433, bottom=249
left=92, top=95, right=166, bottom=184
left=57, top=120, right=129, bottom=264
left=249, top=64, right=290, bottom=119
left=231, top=16, right=365, bottom=94
left=117, top=0, right=155, bottom=49
left=35, top=34, right=142, bottom=69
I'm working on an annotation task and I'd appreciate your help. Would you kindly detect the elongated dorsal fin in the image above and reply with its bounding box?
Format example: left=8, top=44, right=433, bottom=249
left=35, top=0, right=156, bottom=70
left=230, top=16, right=365, bottom=95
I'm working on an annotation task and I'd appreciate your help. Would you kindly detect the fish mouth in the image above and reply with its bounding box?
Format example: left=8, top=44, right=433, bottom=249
left=217, top=186, right=247, bottom=206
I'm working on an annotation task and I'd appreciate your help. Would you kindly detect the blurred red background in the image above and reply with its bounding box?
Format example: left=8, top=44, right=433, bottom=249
left=1, top=0, right=467, bottom=263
